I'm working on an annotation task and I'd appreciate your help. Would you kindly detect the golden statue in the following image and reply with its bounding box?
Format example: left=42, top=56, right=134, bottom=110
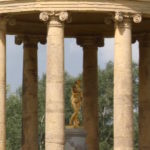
left=69, top=80, right=83, bottom=128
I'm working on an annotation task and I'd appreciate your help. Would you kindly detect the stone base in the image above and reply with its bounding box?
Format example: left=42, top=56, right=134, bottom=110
left=65, top=127, right=87, bottom=150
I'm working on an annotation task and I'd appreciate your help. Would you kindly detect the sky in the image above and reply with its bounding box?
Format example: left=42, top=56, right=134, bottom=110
left=6, top=36, right=139, bottom=92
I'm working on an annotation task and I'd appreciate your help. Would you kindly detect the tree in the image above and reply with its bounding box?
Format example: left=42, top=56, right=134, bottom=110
left=6, top=61, right=139, bottom=150
left=6, top=93, right=22, bottom=150
left=98, top=61, right=139, bottom=149
left=98, top=61, right=114, bottom=149
left=64, top=72, right=78, bottom=125
left=38, top=74, right=46, bottom=150
left=132, top=63, right=139, bottom=150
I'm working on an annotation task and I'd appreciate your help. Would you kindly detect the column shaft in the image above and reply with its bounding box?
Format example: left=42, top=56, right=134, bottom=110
left=83, top=45, right=99, bottom=150
left=0, top=20, right=6, bottom=150
left=77, top=37, right=103, bottom=150
left=22, top=41, right=38, bottom=150
left=114, top=19, right=133, bottom=150
left=45, top=18, right=65, bottom=150
left=139, top=36, right=150, bottom=150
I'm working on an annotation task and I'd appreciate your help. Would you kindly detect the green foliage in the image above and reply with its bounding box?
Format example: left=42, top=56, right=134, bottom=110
left=6, top=61, right=139, bottom=150
left=98, top=61, right=139, bottom=149
left=134, top=112, right=139, bottom=150
left=64, top=72, right=81, bottom=125
left=6, top=93, right=22, bottom=150
left=38, top=74, right=46, bottom=150
left=98, top=62, right=114, bottom=148
left=132, top=63, right=139, bottom=150
left=99, top=141, right=113, bottom=150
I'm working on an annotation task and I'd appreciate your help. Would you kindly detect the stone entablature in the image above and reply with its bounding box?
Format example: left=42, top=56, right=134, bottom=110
left=0, top=0, right=150, bottom=16
left=0, top=0, right=150, bottom=150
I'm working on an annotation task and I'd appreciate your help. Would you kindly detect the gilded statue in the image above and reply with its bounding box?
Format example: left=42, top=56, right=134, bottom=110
left=69, top=80, right=83, bottom=128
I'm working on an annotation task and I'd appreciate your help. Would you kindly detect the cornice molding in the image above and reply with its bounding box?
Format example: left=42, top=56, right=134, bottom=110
left=0, top=1, right=150, bottom=17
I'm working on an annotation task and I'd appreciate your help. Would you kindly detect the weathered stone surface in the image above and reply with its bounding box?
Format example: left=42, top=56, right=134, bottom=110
left=77, top=37, right=104, bottom=150
left=20, top=36, right=38, bottom=150
left=65, top=128, right=87, bottom=150
left=114, top=14, right=133, bottom=150
left=0, top=0, right=150, bottom=16
left=139, top=35, right=150, bottom=150
left=0, top=18, right=6, bottom=150
left=0, top=0, right=148, bottom=150
left=43, top=12, right=68, bottom=150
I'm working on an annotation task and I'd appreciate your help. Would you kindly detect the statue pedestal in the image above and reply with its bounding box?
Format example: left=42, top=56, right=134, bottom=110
left=65, top=128, right=87, bottom=150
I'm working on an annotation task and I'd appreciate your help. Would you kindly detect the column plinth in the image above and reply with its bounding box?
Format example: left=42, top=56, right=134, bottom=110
left=114, top=14, right=133, bottom=150
left=40, top=11, right=69, bottom=150
left=0, top=18, right=6, bottom=150
left=15, top=35, right=44, bottom=150
left=138, top=34, right=150, bottom=150
left=77, top=36, right=104, bottom=150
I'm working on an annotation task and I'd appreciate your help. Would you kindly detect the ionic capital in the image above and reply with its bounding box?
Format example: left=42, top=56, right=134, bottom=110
left=39, top=11, right=70, bottom=26
left=105, top=12, right=142, bottom=28
left=77, top=36, right=104, bottom=48
left=114, top=12, right=142, bottom=23
left=15, top=35, right=46, bottom=48
left=114, top=13, right=142, bottom=29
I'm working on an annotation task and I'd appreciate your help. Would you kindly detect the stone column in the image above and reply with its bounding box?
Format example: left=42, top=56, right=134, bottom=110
left=77, top=37, right=104, bottom=150
left=113, top=13, right=142, bottom=150
left=114, top=13, right=133, bottom=150
left=40, top=11, right=69, bottom=150
left=15, top=35, right=45, bottom=150
left=138, top=34, right=150, bottom=150
left=0, top=18, right=6, bottom=150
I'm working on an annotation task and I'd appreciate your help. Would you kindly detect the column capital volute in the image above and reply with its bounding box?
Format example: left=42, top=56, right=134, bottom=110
left=114, top=12, right=142, bottom=29
left=114, top=12, right=142, bottom=23
left=39, top=11, right=71, bottom=26
left=76, top=36, right=104, bottom=48
left=15, top=35, right=46, bottom=47
left=105, top=12, right=142, bottom=27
